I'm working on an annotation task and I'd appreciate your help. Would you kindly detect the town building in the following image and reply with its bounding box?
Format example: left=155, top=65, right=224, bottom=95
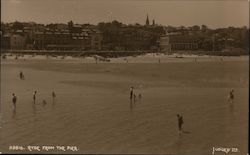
left=34, top=30, right=82, bottom=50
left=1, top=34, right=11, bottom=49
left=10, top=34, right=26, bottom=50
left=1, top=21, right=103, bottom=51
left=89, top=29, right=103, bottom=50
left=159, top=35, right=171, bottom=52
left=159, top=32, right=199, bottom=53
left=169, top=35, right=199, bottom=51
left=33, top=28, right=103, bottom=51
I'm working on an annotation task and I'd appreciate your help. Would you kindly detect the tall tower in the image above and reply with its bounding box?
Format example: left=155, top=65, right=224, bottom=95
left=146, top=14, right=150, bottom=26
left=68, top=20, right=73, bottom=31
left=152, top=19, right=155, bottom=26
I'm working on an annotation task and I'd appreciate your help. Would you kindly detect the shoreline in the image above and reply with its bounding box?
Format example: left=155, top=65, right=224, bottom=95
left=1, top=49, right=248, bottom=58
left=1, top=53, right=248, bottom=64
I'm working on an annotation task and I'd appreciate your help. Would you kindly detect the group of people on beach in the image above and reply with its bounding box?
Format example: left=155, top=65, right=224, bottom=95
left=176, top=89, right=235, bottom=134
left=129, top=85, right=235, bottom=135
left=12, top=90, right=56, bottom=110
left=12, top=71, right=57, bottom=110
left=129, top=86, right=186, bottom=134
left=177, top=89, right=235, bottom=134
left=11, top=69, right=236, bottom=137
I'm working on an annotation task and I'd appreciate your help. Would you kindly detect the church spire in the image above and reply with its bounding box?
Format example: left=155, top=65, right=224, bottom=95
left=146, top=14, right=150, bottom=26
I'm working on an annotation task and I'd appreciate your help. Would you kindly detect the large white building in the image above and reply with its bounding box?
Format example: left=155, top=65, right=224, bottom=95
left=159, top=35, right=171, bottom=52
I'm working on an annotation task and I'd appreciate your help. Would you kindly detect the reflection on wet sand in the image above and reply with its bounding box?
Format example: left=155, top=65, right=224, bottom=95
left=129, top=99, right=133, bottom=112
left=12, top=109, right=16, bottom=119
left=32, top=104, right=36, bottom=115
left=229, top=103, right=234, bottom=113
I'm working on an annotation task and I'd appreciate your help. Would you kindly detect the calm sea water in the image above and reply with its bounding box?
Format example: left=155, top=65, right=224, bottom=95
left=0, top=57, right=248, bottom=154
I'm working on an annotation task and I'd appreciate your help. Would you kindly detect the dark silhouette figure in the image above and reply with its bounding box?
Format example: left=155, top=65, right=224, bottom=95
left=177, top=114, right=184, bottom=133
left=52, top=91, right=56, bottom=98
left=52, top=91, right=56, bottom=103
left=228, top=89, right=234, bottom=104
left=130, top=87, right=134, bottom=100
left=33, top=91, right=37, bottom=104
left=19, top=71, right=22, bottom=79
left=42, top=99, right=47, bottom=106
left=19, top=71, right=24, bottom=80
left=12, top=93, right=17, bottom=110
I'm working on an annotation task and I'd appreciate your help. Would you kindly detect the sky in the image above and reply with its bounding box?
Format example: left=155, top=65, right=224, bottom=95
left=1, top=0, right=249, bottom=28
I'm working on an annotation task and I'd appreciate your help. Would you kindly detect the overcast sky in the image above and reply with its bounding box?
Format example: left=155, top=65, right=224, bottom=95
left=1, top=0, right=249, bottom=28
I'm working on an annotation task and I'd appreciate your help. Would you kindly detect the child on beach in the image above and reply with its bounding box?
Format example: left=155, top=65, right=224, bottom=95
left=42, top=99, right=47, bottom=106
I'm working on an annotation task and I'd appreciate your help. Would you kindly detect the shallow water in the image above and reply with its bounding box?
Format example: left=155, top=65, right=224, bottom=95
left=0, top=57, right=248, bottom=154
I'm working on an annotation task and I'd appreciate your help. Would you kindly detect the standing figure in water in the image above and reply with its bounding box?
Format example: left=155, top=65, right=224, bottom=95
left=19, top=71, right=24, bottom=80
left=12, top=93, right=17, bottom=110
left=228, top=89, right=234, bottom=104
left=42, top=99, right=47, bottom=106
left=177, top=114, right=184, bottom=134
left=52, top=91, right=56, bottom=103
left=130, top=87, right=134, bottom=100
left=33, top=91, right=37, bottom=104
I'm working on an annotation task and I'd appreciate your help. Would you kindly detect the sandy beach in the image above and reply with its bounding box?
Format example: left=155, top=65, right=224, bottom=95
left=0, top=55, right=248, bottom=154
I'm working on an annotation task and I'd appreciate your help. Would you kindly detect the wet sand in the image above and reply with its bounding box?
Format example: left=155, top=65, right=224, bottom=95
left=0, top=56, right=248, bottom=154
